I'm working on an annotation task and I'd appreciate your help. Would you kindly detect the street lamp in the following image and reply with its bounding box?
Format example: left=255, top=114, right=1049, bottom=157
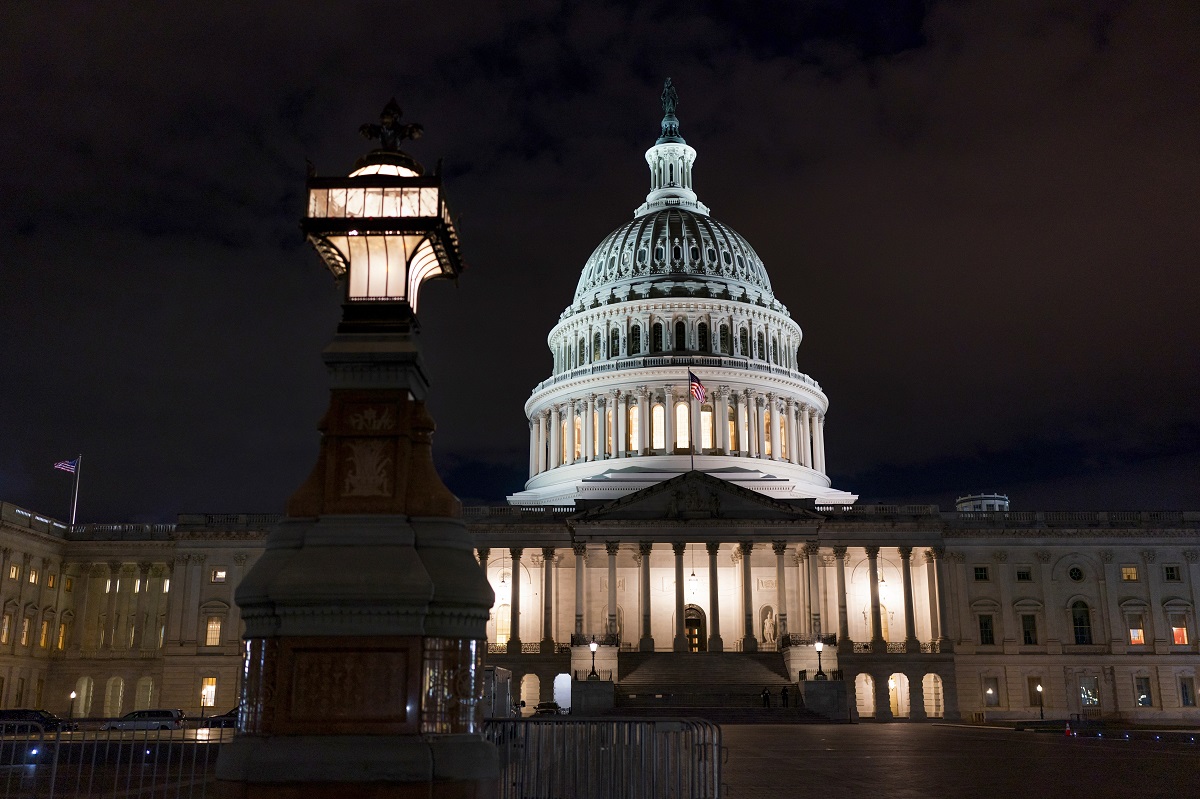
left=814, top=639, right=827, bottom=680
left=1036, top=683, right=1044, bottom=720
left=589, top=635, right=599, bottom=680
left=68, top=691, right=77, bottom=719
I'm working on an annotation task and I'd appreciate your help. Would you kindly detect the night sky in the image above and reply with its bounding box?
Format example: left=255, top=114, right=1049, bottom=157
left=3, top=2, right=1198, bottom=522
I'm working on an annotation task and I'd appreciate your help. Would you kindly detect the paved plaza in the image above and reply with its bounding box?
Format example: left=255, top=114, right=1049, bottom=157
left=722, top=724, right=1200, bottom=798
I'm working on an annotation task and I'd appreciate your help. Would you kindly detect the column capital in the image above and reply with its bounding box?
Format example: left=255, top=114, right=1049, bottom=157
left=1184, top=550, right=1198, bottom=563
left=638, top=542, right=654, bottom=557
left=595, top=396, right=606, bottom=409
left=833, top=545, right=848, bottom=559
left=864, top=546, right=880, bottom=559
left=107, top=560, right=123, bottom=574
left=138, top=562, right=152, bottom=576
left=930, top=546, right=946, bottom=560
left=705, top=541, right=721, bottom=556
left=605, top=541, right=621, bottom=557
left=636, top=385, right=650, bottom=399
left=541, top=546, right=556, bottom=561
left=803, top=541, right=820, bottom=556
left=1140, top=549, right=1157, bottom=564
left=672, top=541, right=687, bottom=556
left=572, top=542, right=587, bottom=557
left=771, top=540, right=788, bottom=556
left=509, top=546, right=524, bottom=559
left=898, top=546, right=913, bottom=560
left=738, top=541, right=754, bottom=556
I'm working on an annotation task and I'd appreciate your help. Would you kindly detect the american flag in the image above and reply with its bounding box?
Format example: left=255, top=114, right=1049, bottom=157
left=54, top=458, right=78, bottom=474
left=688, top=371, right=706, bottom=403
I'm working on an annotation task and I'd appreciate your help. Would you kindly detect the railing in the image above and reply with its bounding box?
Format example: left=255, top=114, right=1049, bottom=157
left=0, top=720, right=232, bottom=798
left=571, top=633, right=621, bottom=647
left=852, top=642, right=872, bottom=654
left=573, top=669, right=614, bottom=681
left=531, top=353, right=823, bottom=395
left=778, top=633, right=836, bottom=649
left=483, top=717, right=722, bottom=799
left=798, top=669, right=844, bottom=681
left=920, top=640, right=942, bottom=654
left=885, top=642, right=906, bottom=654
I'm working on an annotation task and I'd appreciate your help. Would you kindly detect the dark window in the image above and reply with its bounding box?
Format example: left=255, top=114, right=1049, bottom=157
left=974, top=566, right=990, bottom=581
left=610, top=329, right=620, bottom=358
left=1135, top=677, right=1153, bottom=707
left=1016, top=567, right=1033, bottom=582
left=651, top=323, right=663, bottom=353
left=719, top=325, right=731, bottom=355
left=593, top=333, right=601, bottom=361
left=1072, top=601, right=1093, bottom=645
left=979, top=614, right=995, bottom=645
left=706, top=247, right=715, bottom=262
left=756, top=332, right=765, bottom=360
left=739, top=329, right=749, bottom=357
left=637, top=248, right=647, bottom=264
left=1069, top=566, right=1084, bottom=582
left=1165, top=565, right=1182, bottom=582
left=631, top=325, right=642, bottom=354
left=1021, top=614, right=1038, bottom=645
left=690, top=246, right=700, bottom=261
left=722, top=251, right=732, bottom=265
left=697, top=322, right=709, bottom=352
left=770, top=339, right=778, bottom=364
left=675, top=321, right=686, bottom=351
left=672, top=244, right=682, bottom=261
left=578, top=338, right=586, bottom=367
left=655, top=246, right=665, bottom=261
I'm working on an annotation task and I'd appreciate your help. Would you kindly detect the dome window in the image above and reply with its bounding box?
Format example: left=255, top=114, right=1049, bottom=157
left=655, top=246, right=665, bottom=261
left=771, top=338, right=778, bottom=364
left=651, top=323, right=664, bottom=353
left=578, top=337, right=586, bottom=367
left=706, top=247, right=716, bottom=262
left=609, top=328, right=620, bottom=357
left=719, top=325, right=731, bottom=355
left=722, top=251, right=732, bottom=266
left=674, top=321, right=687, bottom=351
left=672, top=244, right=682, bottom=261
left=631, top=324, right=642, bottom=354
left=593, top=332, right=602, bottom=361
left=637, top=248, right=648, bottom=265
left=690, top=246, right=700, bottom=262
left=736, top=254, right=745, bottom=269
left=757, top=332, right=766, bottom=360
left=739, top=328, right=749, bottom=358
left=697, top=322, right=709, bottom=353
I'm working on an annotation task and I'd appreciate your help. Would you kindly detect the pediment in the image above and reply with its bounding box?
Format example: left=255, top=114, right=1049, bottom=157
left=573, top=470, right=820, bottom=523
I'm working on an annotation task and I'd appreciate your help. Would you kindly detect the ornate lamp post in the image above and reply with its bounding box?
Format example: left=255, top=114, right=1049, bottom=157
left=217, top=99, right=496, bottom=798
left=814, top=639, right=827, bottom=680
left=589, top=635, right=599, bottom=680
left=68, top=691, right=76, bottom=719
left=1036, top=683, right=1044, bottom=720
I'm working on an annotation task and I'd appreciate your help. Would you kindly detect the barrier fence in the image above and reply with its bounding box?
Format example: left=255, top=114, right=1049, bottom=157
left=483, top=717, right=723, bottom=799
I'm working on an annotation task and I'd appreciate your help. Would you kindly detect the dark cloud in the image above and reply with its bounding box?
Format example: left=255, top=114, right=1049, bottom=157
left=2, top=1, right=1197, bottom=521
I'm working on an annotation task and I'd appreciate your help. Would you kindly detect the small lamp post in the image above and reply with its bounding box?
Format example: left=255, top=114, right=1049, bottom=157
left=1036, top=683, right=1044, bottom=720
left=589, top=635, right=599, bottom=680
left=68, top=691, right=77, bottom=719
left=814, top=640, right=827, bottom=680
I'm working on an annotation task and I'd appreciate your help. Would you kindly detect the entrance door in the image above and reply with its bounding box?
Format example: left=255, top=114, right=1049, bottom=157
left=685, top=606, right=707, bottom=652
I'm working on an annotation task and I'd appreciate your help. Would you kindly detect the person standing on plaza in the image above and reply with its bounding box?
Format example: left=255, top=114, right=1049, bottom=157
left=781, top=686, right=790, bottom=707
left=761, top=687, right=771, bottom=708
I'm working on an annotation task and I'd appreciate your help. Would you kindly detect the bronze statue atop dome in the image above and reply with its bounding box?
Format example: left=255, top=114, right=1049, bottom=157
left=661, top=78, right=679, bottom=116
left=360, top=98, right=423, bottom=152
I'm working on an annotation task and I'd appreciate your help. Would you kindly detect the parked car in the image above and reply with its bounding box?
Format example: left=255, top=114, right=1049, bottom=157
left=100, top=709, right=185, bottom=731
left=0, top=709, right=78, bottom=733
left=200, top=708, right=238, bottom=728
left=533, top=701, right=562, bottom=716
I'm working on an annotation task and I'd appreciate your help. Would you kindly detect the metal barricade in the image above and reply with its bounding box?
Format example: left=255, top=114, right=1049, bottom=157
left=484, top=717, right=723, bottom=799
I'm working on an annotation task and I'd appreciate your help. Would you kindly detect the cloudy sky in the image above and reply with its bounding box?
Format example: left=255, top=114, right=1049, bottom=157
left=3, top=1, right=1197, bottom=521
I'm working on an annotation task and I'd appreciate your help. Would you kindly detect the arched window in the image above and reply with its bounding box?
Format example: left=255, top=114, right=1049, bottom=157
left=637, top=248, right=648, bottom=264
left=651, top=404, right=666, bottom=450
left=593, top=410, right=599, bottom=454
left=763, top=408, right=772, bottom=457
left=675, top=402, right=690, bottom=450
left=104, top=676, right=125, bottom=717
left=757, top=332, right=766, bottom=360
left=655, top=245, right=665, bottom=261
left=719, top=325, right=731, bottom=355
left=700, top=404, right=714, bottom=450
left=606, top=407, right=614, bottom=455
left=697, top=322, right=709, bottom=352
left=690, top=245, right=700, bottom=261
left=722, top=251, right=732, bottom=266
left=135, top=676, right=154, bottom=710
left=1072, top=601, right=1093, bottom=645
left=631, top=325, right=642, bottom=354
left=652, top=323, right=664, bottom=353
left=672, top=244, right=682, bottom=261
left=668, top=163, right=674, bottom=183
left=728, top=406, right=738, bottom=451
left=628, top=405, right=640, bottom=452
left=779, top=413, right=788, bottom=460
left=578, top=337, right=586, bottom=367
left=593, top=332, right=601, bottom=362
left=675, top=321, right=686, bottom=351
left=610, top=328, right=620, bottom=358
left=771, top=338, right=778, bottom=364
left=739, top=328, right=749, bottom=357
left=496, top=603, right=511, bottom=644
left=573, top=416, right=582, bottom=459
left=561, top=420, right=568, bottom=462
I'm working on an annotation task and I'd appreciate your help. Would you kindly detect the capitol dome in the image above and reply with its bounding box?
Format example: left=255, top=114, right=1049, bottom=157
left=508, top=81, right=857, bottom=507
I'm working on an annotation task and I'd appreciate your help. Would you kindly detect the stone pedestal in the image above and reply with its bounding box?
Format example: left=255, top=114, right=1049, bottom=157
left=571, top=680, right=616, bottom=715
left=797, top=680, right=850, bottom=721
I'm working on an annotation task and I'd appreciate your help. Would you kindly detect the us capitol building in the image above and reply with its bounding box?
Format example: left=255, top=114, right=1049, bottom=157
left=3, top=85, right=1197, bottom=724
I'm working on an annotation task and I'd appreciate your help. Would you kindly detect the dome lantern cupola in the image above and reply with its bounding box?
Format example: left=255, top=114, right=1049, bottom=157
left=636, top=79, right=709, bottom=218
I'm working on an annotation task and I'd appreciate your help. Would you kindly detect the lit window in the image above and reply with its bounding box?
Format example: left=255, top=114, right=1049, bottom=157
left=64, top=577, right=73, bottom=592
left=651, top=404, right=666, bottom=450
left=983, top=676, right=1000, bottom=707
left=47, top=574, right=56, bottom=589
left=211, top=570, right=227, bottom=584
left=200, top=677, right=217, bottom=708
left=1128, top=613, right=1145, bottom=645
left=675, top=402, right=690, bottom=450
left=700, top=406, right=714, bottom=450
left=974, top=566, right=990, bottom=582
left=1135, top=676, right=1153, bottom=707
left=1121, top=566, right=1138, bottom=582
left=205, top=617, right=222, bottom=646
left=8, top=564, right=18, bottom=580
left=1015, top=567, right=1033, bottom=582
left=763, top=409, right=771, bottom=457
left=978, top=614, right=995, bottom=645
left=56, top=623, right=66, bottom=650
left=28, top=569, right=38, bottom=585
left=1170, top=613, right=1189, bottom=646
left=2, top=614, right=11, bottom=645
left=134, top=578, right=141, bottom=593
left=1182, top=678, right=1197, bottom=707
left=38, top=620, right=48, bottom=648
left=628, top=405, right=640, bottom=452
left=20, top=617, right=30, bottom=646
left=1079, top=676, right=1100, bottom=706
left=1164, top=565, right=1181, bottom=582
left=163, top=578, right=170, bottom=593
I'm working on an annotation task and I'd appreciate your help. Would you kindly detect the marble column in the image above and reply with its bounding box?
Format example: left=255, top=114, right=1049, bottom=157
left=584, top=395, right=596, bottom=461
left=767, top=393, right=781, bottom=460
left=772, top=541, right=789, bottom=641
left=932, top=547, right=953, bottom=651
left=900, top=547, right=919, bottom=653
left=566, top=402, right=578, bottom=465
left=815, top=413, right=827, bottom=473
left=755, top=395, right=767, bottom=460
left=924, top=550, right=941, bottom=643
left=507, top=547, right=523, bottom=653
left=103, top=561, right=121, bottom=650
left=613, top=390, right=626, bottom=458
left=537, top=411, right=548, bottom=474
left=638, top=543, right=654, bottom=651
left=800, top=405, right=812, bottom=469
left=740, top=542, right=757, bottom=652
left=795, top=552, right=809, bottom=636
left=785, top=398, right=798, bottom=464
left=834, top=546, right=850, bottom=653
left=69, top=562, right=93, bottom=651
left=637, top=386, right=650, bottom=454
left=477, top=547, right=489, bottom=572
left=706, top=542, right=723, bottom=652
left=540, top=547, right=555, bottom=653
left=805, top=543, right=822, bottom=637
left=673, top=542, right=688, bottom=651
left=596, top=396, right=607, bottom=459
left=664, top=385, right=678, bottom=453
left=573, top=543, right=586, bottom=636
left=131, top=562, right=152, bottom=650
left=866, top=546, right=884, bottom=652
left=528, top=419, right=537, bottom=476
left=550, top=406, right=562, bottom=469
left=715, top=387, right=730, bottom=454
left=606, top=541, right=619, bottom=637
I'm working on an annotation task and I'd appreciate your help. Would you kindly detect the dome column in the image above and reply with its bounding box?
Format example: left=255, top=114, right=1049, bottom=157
left=785, top=398, right=799, bottom=465
left=537, top=411, right=549, bottom=474
left=566, top=401, right=578, bottom=465
left=550, top=406, right=562, bottom=469
left=528, top=419, right=537, bottom=477
left=800, top=405, right=812, bottom=469
left=767, top=393, right=781, bottom=461
left=584, top=395, right=596, bottom=461
left=596, top=396, right=607, bottom=459
left=815, top=413, right=827, bottom=474
left=637, top=387, right=650, bottom=455
left=664, top=385, right=678, bottom=453
left=755, top=394, right=767, bottom=460
left=715, top=387, right=730, bottom=455
left=612, top=390, right=625, bottom=458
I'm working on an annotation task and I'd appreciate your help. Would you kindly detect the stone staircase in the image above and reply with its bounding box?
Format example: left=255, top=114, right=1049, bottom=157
left=610, top=652, right=830, bottom=723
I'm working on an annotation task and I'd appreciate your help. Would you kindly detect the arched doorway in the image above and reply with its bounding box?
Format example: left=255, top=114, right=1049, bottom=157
left=922, top=674, right=944, bottom=718
left=855, top=674, right=875, bottom=718
left=685, top=605, right=707, bottom=652
left=888, top=673, right=910, bottom=718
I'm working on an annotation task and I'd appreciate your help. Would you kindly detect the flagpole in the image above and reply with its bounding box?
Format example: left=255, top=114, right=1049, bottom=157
left=70, top=454, right=81, bottom=526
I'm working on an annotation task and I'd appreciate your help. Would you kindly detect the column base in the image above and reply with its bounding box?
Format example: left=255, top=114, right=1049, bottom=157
left=936, top=637, right=954, bottom=653
left=673, top=635, right=689, bottom=652
left=708, top=636, right=723, bottom=652
left=741, top=636, right=758, bottom=653
left=905, top=638, right=920, bottom=654
left=639, top=636, right=655, bottom=652
left=870, top=639, right=886, bottom=654
left=540, top=639, right=556, bottom=654
left=506, top=640, right=522, bottom=654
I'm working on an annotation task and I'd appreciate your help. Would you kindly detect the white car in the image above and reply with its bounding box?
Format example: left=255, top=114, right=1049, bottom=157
left=101, top=709, right=185, bottom=731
